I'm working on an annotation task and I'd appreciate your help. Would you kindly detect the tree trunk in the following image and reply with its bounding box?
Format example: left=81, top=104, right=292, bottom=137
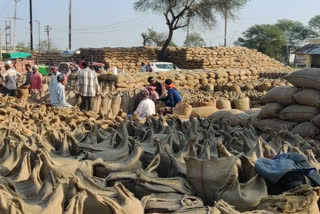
left=159, top=28, right=174, bottom=61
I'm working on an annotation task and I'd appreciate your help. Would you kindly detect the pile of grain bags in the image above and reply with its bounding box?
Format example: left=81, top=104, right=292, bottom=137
left=253, top=68, right=320, bottom=138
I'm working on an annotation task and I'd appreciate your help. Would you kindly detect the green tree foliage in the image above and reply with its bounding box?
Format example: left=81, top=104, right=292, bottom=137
left=275, top=19, right=313, bottom=48
left=275, top=19, right=314, bottom=64
left=309, top=15, right=320, bottom=35
left=215, top=0, right=249, bottom=19
left=235, top=24, right=286, bottom=58
left=141, top=28, right=177, bottom=47
left=184, top=32, right=206, bottom=47
left=134, top=0, right=219, bottom=60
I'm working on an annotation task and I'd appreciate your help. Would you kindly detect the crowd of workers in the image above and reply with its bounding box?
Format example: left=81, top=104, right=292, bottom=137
left=0, top=60, right=182, bottom=119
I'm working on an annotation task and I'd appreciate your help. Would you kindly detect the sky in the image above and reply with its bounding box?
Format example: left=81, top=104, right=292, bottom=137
left=0, top=0, right=319, bottom=50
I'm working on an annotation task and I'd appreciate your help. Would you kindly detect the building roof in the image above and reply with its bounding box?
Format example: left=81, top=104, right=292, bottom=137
left=296, top=44, right=320, bottom=55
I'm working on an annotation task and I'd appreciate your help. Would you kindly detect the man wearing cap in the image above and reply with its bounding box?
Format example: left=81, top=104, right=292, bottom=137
left=2, top=61, right=22, bottom=97
left=30, top=65, right=43, bottom=93
left=51, top=74, right=72, bottom=108
left=147, top=77, right=166, bottom=98
left=49, top=66, right=61, bottom=105
left=76, top=61, right=101, bottom=111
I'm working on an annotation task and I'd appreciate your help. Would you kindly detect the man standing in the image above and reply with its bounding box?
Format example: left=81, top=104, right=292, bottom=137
left=51, top=74, right=72, bottom=108
left=22, top=64, right=32, bottom=88
left=49, top=66, right=61, bottom=105
left=147, top=77, right=166, bottom=98
left=2, top=61, right=22, bottom=97
left=30, top=65, right=43, bottom=93
left=76, top=61, right=100, bottom=111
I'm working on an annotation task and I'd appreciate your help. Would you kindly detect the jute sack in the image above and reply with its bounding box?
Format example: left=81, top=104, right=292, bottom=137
left=312, top=114, right=320, bottom=128
left=185, top=156, right=268, bottom=210
left=292, top=122, right=320, bottom=138
left=191, top=106, right=218, bottom=118
left=258, top=103, right=284, bottom=119
left=245, top=108, right=261, bottom=115
left=207, top=109, right=250, bottom=126
left=293, top=89, right=320, bottom=107
left=234, top=97, right=250, bottom=111
left=17, top=88, right=29, bottom=101
left=230, top=85, right=241, bottom=93
left=111, top=93, right=122, bottom=116
left=279, top=105, right=319, bottom=122
left=199, top=100, right=216, bottom=107
left=92, top=95, right=102, bottom=113
left=284, top=68, right=320, bottom=90
left=173, top=103, right=193, bottom=118
left=261, top=86, right=299, bottom=105
left=216, top=99, right=232, bottom=110
left=257, top=185, right=320, bottom=214
left=100, top=94, right=111, bottom=115
left=253, top=118, right=297, bottom=132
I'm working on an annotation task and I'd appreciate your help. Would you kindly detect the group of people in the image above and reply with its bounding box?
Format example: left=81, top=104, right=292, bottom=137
left=0, top=60, right=180, bottom=119
left=0, top=61, right=43, bottom=97
left=140, top=62, right=155, bottom=72
left=134, top=77, right=182, bottom=119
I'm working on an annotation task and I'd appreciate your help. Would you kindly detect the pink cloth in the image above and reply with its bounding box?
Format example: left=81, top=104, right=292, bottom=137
left=30, top=71, right=43, bottom=91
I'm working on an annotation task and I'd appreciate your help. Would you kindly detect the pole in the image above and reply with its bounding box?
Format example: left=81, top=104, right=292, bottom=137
left=69, top=0, right=72, bottom=50
left=224, top=6, right=228, bottom=47
left=13, top=0, right=22, bottom=52
left=0, top=26, right=2, bottom=61
left=29, top=0, right=33, bottom=51
left=44, top=25, right=51, bottom=51
left=35, top=20, right=40, bottom=52
left=5, top=21, right=8, bottom=52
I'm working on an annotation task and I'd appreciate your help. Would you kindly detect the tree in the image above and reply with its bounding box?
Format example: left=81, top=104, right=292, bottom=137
left=309, top=15, right=320, bottom=36
left=214, top=0, right=249, bottom=46
left=275, top=19, right=313, bottom=64
left=134, top=0, right=219, bottom=60
left=184, top=32, right=206, bottom=47
left=141, top=28, right=177, bottom=47
left=38, top=40, right=59, bottom=53
left=235, top=24, right=286, bottom=59
left=16, top=42, right=31, bottom=53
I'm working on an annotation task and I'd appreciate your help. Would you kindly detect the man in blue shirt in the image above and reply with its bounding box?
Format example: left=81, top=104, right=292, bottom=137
left=159, top=79, right=182, bottom=115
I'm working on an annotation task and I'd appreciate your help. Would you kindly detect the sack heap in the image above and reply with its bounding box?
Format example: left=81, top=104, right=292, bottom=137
left=59, top=46, right=291, bottom=73
left=253, top=68, right=320, bottom=139
left=0, top=97, right=319, bottom=214
left=167, top=46, right=291, bottom=72
left=33, top=52, right=70, bottom=65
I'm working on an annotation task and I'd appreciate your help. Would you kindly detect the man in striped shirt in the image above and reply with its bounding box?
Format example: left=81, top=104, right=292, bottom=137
left=76, top=61, right=100, bottom=111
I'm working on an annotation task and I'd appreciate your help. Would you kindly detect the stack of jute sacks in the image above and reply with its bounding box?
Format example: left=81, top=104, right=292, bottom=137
left=33, top=52, right=69, bottom=65
left=65, top=46, right=291, bottom=73
left=253, top=68, right=320, bottom=139
left=100, top=69, right=260, bottom=92
left=167, top=46, right=291, bottom=72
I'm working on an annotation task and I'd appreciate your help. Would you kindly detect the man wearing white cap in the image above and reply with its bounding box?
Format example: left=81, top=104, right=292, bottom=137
left=2, top=61, right=22, bottom=97
left=30, top=65, right=43, bottom=93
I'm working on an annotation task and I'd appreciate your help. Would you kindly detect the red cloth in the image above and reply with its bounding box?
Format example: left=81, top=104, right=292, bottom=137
left=30, top=71, right=43, bottom=91
left=165, top=83, right=176, bottom=90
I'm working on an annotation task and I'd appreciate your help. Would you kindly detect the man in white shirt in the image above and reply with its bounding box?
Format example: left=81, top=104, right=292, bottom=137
left=51, top=74, right=72, bottom=108
left=134, top=88, right=156, bottom=120
left=2, top=61, right=22, bottom=97
left=49, top=66, right=61, bottom=104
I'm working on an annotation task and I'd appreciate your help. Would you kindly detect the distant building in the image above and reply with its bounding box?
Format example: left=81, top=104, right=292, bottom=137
left=295, top=38, right=320, bottom=68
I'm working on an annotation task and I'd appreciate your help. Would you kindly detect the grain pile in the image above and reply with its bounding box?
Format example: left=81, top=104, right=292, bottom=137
left=0, top=94, right=319, bottom=214
left=33, top=52, right=70, bottom=65
left=62, top=47, right=291, bottom=73
left=167, top=47, right=291, bottom=72
left=253, top=68, right=320, bottom=139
